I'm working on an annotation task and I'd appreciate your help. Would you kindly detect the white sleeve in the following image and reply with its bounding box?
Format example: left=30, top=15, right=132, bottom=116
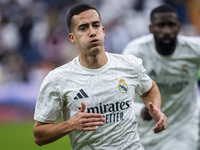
left=34, top=71, right=63, bottom=123
left=135, top=58, right=152, bottom=96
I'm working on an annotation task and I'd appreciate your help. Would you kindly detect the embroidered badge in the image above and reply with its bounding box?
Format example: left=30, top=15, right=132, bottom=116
left=181, top=64, right=189, bottom=75
left=118, top=78, right=128, bottom=93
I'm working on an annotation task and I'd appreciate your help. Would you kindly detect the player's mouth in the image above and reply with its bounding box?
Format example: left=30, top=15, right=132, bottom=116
left=161, top=38, right=172, bottom=44
left=90, top=39, right=99, bottom=44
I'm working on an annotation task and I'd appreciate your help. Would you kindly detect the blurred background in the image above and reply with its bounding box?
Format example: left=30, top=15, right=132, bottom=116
left=0, top=0, right=200, bottom=149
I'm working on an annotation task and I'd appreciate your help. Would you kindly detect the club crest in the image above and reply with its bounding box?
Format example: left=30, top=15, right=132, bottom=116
left=181, top=64, right=189, bottom=75
left=118, top=78, right=128, bottom=93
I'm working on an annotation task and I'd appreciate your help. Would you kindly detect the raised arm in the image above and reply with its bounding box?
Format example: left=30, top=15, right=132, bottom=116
left=33, top=102, right=105, bottom=146
left=140, top=80, right=167, bottom=133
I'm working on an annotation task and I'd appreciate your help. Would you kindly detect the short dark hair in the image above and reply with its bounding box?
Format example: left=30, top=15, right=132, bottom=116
left=67, top=3, right=101, bottom=32
left=150, top=5, right=178, bottom=21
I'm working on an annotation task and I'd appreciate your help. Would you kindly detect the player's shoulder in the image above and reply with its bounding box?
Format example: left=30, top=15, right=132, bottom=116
left=122, top=34, right=153, bottom=55
left=46, top=57, right=77, bottom=79
left=107, top=52, right=142, bottom=67
left=126, top=34, right=153, bottom=47
left=178, top=35, right=200, bottom=62
left=178, top=34, right=200, bottom=45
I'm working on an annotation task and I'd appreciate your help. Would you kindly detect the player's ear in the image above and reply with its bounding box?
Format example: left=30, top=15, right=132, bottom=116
left=69, top=33, right=76, bottom=43
left=102, top=26, right=105, bottom=35
left=149, top=24, right=153, bottom=33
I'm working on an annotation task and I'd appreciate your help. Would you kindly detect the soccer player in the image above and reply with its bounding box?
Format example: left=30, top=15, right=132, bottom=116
left=33, top=3, right=167, bottom=150
left=123, top=4, right=200, bottom=150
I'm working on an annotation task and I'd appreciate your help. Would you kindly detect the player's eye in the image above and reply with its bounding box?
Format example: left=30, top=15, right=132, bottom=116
left=94, top=24, right=100, bottom=28
left=157, top=23, right=165, bottom=27
left=78, top=25, right=88, bottom=31
left=93, top=21, right=100, bottom=28
left=168, top=23, right=176, bottom=27
left=80, top=27, right=87, bottom=31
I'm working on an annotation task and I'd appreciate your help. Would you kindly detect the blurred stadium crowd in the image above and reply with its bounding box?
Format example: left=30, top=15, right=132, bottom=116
left=0, top=0, right=199, bottom=121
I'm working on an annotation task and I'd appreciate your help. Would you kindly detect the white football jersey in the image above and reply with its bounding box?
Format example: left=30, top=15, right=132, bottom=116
left=34, top=52, right=152, bottom=150
left=123, top=34, right=200, bottom=150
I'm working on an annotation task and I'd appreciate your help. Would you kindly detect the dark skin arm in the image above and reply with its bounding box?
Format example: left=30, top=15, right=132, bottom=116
left=140, top=80, right=167, bottom=133
left=33, top=102, right=105, bottom=146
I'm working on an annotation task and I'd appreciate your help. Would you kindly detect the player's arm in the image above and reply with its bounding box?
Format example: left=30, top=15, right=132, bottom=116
left=140, top=80, right=167, bottom=133
left=33, top=102, right=105, bottom=146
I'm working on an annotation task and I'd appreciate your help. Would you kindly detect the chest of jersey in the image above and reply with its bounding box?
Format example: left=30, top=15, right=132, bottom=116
left=141, top=45, right=198, bottom=92
left=58, top=68, right=139, bottom=122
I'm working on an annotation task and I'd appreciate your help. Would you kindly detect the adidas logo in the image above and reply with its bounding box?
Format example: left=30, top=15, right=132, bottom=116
left=74, top=89, right=89, bottom=100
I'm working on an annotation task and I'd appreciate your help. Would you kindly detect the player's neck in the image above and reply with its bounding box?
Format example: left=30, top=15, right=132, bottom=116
left=79, top=51, right=108, bottom=69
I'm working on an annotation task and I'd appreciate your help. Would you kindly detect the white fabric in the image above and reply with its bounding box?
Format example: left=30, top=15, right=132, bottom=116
left=34, top=52, right=152, bottom=150
left=123, top=34, right=200, bottom=150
